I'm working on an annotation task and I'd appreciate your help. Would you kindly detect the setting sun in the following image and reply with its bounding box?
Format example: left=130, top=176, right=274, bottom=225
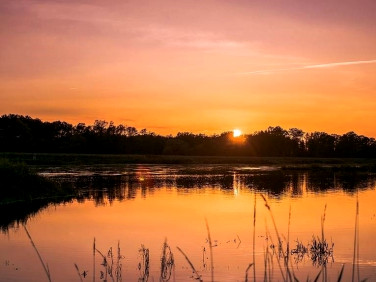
left=233, top=129, right=242, bottom=137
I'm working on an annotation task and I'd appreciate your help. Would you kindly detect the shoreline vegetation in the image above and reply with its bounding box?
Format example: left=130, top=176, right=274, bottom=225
left=0, top=158, right=76, bottom=205
left=2, top=152, right=376, bottom=168
left=1, top=114, right=376, bottom=158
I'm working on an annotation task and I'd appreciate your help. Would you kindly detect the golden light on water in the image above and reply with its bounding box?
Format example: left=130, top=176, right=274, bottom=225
left=233, top=129, right=242, bottom=137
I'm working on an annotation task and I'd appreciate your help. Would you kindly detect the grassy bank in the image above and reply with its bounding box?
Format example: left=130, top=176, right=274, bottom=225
left=2, top=152, right=376, bottom=169
left=0, top=158, right=76, bottom=204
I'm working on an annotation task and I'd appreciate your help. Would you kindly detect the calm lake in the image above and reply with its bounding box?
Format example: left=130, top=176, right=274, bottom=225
left=1, top=165, right=376, bottom=281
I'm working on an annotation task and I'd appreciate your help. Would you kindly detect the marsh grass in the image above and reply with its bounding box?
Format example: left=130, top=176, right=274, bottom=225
left=261, top=194, right=293, bottom=281
left=259, top=195, right=352, bottom=282
left=19, top=194, right=365, bottom=282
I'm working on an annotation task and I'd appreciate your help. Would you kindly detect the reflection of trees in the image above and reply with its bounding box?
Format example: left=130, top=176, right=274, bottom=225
left=306, top=171, right=335, bottom=192
left=242, top=172, right=291, bottom=196
left=0, top=198, right=74, bottom=232
left=306, top=171, right=375, bottom=193
left=175, top=175, right=234, bottom=189
left=1, top=170, right=375, bottom=231
left=74, top=175, right=158, bottom=205
left=334, top=172, right=376, bottom=193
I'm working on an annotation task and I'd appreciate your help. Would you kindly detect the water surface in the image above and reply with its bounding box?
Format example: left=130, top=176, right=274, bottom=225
left=1, top=165, right=375, bottom=281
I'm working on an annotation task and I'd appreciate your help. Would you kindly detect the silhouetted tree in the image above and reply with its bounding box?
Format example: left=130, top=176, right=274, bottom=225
left=1, top=114, right=375, bottom=157
left=305, top=132, right=336, bottom=157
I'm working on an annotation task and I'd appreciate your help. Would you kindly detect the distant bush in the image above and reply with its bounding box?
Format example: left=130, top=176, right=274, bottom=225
left=0, top=158, right=74, bottom=203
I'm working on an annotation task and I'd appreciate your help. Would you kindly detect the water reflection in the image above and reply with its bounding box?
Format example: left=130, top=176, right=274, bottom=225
left=66, top=168, right=375, bottom=201
left=1, top=165, right=376, bottom=282
left=0, top=198, right=74, bottom=232
left=1, top=166, right=375, bottom=231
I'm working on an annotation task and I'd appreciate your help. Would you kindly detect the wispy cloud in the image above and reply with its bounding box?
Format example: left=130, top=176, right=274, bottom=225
left=137, top=25, right=247, bottom=52
left=237, top=59, right=376, bottom=75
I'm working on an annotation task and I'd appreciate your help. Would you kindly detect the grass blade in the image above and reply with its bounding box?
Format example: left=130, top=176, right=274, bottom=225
left=244, top=263, right=253, bottom=282
left=313, top=269, right=322, bottom=282
left=74, top=263, right=84, bottom=282
left=337, top=264, right=345, bottom=282
left=176, top=246, right=202, bottom=282
left=205, top=218, right=214, bottom=282
left=23, top=224, right=52, bottom=282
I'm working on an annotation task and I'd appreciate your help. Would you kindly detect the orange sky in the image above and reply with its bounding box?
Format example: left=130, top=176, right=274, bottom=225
left=1, top=0, right=376, bottom=136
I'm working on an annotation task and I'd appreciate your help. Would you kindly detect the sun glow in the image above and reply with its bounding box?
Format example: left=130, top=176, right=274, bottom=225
left=233, top=129, right=242, bottom=137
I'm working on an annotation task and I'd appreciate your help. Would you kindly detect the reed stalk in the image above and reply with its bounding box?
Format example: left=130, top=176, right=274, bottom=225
left=205, top=218, right=214, bottom=282
left=74, top=263, right=84, bottom=282
left=176, top=246, right=202, bottom=282
left=253, top=193, right=257, bottom=282
left=23, top=225, right=52, bottom=282
left=337, top=264, right=345, bottom=282
left=352, top=194, right=359, bottom=282
left=93, top=238, right=96, bottom=282
left=261, top=194, right=292, bottom=281
left=266, top=227, right=285, bottom=281
left=245, top=263, right=253, bottom=282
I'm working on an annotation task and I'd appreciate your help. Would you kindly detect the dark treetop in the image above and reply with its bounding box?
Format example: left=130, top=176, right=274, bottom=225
left=1, top=114, right=376, bottom=157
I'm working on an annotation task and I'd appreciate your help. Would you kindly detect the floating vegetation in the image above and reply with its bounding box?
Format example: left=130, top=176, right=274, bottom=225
left=289, top=237, right=334, bottom=267
left=309, top=236, right=334, bottom=267
left=291, top=240, right=308, bottom=263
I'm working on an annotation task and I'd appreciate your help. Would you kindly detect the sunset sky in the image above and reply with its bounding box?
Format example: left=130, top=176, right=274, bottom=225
left=1, top=0, right=375, bottom=136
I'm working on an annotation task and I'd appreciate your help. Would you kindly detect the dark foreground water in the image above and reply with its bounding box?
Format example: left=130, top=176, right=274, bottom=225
left=1, top=165, right=375, bottom=281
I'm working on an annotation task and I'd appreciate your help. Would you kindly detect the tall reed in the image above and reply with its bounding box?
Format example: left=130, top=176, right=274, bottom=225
left=261, top=194, right=292, bottom=281
left=74, top=263, right=84, bottom=282
left=205, top=218, right=214, bottom=282
left=176, top=246, right=202, bottom=282
left=23, top=224, right=52, bottom=282
left=352, top=193, right=359, bottom=282
left=253, top=193, right=256, bottom=282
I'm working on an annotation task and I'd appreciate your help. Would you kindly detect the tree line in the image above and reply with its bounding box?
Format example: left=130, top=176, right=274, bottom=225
left=1, top=114, right=375, bottom=157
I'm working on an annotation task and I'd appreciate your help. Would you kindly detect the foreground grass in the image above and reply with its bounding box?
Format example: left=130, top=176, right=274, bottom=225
left=0, top=158, right=76, bottom=204
left=21, top=196, right=363, bottom=282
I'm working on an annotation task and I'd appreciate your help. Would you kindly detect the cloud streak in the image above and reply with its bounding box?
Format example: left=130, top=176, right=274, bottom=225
left=238, top=59, right=376, bottom=75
